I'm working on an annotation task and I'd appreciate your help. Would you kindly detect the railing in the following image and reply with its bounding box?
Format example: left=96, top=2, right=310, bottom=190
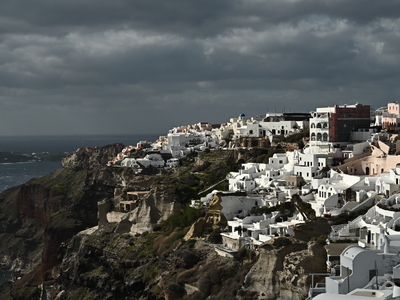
left=382, top=112, right=400, bottom=118
left=308, top=273, right=330, bottom=298
left=337, top=215, right=365, bottom=236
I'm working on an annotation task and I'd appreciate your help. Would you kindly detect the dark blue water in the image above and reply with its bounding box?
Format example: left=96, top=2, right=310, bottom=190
left=0, top=134, right=161, bottom=192
left=0, top=161, right=62, bottom=192
left=0, top=270, right=13, bottom=285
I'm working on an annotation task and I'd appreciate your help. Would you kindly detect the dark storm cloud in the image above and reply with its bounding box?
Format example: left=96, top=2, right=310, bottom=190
left=0, top=0, right=399, bottom=135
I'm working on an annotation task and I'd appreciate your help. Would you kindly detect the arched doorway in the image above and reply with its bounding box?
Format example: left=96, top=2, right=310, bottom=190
left=366, top=167, right=370, bottom=175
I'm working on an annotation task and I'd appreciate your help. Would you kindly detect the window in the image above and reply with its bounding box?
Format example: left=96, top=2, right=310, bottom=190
left=311, top=133, right=316, bottom=141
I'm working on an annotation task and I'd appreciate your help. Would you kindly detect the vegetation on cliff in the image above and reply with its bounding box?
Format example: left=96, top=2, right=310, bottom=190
left=0, top=138, right=358, bottom=299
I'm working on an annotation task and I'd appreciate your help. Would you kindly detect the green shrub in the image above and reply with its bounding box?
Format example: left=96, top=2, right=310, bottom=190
left=208, top=228, right=222, bottom=244
left=185, top=239, right=197, bottom=248
left=161, top=205, right=205, bottom=232
left=198, top=276, right=212, bottom=296
left=311, top=235, right=328, bottom=245
left=168, top=283, right=185, bottom=298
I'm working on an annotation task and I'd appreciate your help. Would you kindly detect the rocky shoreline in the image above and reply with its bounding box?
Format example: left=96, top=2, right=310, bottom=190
left=0, top=151, right=65, bottom=164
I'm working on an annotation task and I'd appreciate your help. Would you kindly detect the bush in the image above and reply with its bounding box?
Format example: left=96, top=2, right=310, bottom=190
left=312, top=235, right=328, bottom=245
left=198, top=276, right=212, bottom=296
left=161, top=205, right=205, bottom=232
left=168, top=283, right=185, bottom=298
left=188, top=291, right=205, bottom=300
left=177, top=267, right=199, bottom=285
left=153, top=230, right=183, bottom=256
left=208, top=228, right=222, bottom=244
left=250, top=206, right=271, bottom=215
left=237, top=247, right=247, bottom=263
left=181, top=249, right=200, bottom=268
left=185, top=239, right=197, bottom=248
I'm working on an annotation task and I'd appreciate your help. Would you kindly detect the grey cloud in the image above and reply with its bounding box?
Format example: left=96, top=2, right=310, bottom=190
left=0, top=0, right=399, bottom=136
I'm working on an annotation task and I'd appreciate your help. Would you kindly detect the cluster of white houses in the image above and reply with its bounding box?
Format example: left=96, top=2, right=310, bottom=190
left=107, top=101, right=400, bottom=298
left=310, top=191, right=400, bottom=299
left=108, top=111, right=312, bottom=170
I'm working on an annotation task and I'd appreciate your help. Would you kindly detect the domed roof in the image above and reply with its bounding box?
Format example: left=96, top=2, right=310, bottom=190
left=239, top=113, right=245, bottom=117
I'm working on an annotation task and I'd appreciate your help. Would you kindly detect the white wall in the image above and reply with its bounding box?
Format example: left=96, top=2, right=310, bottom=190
left=221, top=195, right=260, bottom=220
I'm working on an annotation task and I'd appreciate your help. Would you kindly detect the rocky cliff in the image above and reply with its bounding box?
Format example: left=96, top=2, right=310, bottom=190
left=0, top=144, right=335, bottom=299
left=36, top=222, right=331, bottom=300
left=243, top=238, right=328, bottom=300
left=0, top=143, right=160, bottom=297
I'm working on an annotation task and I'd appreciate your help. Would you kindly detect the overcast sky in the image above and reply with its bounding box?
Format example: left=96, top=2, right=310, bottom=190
left=0, top=0, right=399, bottom=136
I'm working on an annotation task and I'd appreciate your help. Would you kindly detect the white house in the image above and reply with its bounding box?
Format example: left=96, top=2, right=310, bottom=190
left=120, top=153, right=165, bottom=169
left=375, top=169, right=400, bottom=198
left=294, top=152, right=327, bottom=181
left=325, top=244, right=400, bottom=294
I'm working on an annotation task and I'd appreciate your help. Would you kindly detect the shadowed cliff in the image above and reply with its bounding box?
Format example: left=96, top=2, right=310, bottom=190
left=0, top=142, right=336, bottom=299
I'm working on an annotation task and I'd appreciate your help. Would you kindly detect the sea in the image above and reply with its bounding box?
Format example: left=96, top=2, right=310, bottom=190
left=0, top=134, right=161, bottom=285
left=0, top=134, right=161, bottom=193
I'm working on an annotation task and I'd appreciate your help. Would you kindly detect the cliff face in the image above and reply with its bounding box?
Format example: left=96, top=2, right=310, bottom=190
left=0, top=144, right=168, bottom=285
left=0, top=180, right=71, bottom=274
left=243, top=220, right=332, bottom=300
left=122, top=186, right=180, bottom=235
left=184, top=192, right=227, bottom=240
left=243, top=238, right=327, bottom=300
left=42, top=224, right=255, bottom=300
left=16, top=183, right=71, bottom=224
left=0, top=143, right=335, bottom=300
left=37, top=225, right=330, bottom=300
left=61, top=143, right=125, bottom=171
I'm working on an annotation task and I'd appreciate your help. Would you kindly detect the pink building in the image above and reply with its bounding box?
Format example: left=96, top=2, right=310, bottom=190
left=333, top=140, right=400, bottom=176
left=382, top=102, right=400, bottom=131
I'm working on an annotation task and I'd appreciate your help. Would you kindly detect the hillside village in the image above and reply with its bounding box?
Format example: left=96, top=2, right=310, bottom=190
left=102, top=102, right=400, bottom=299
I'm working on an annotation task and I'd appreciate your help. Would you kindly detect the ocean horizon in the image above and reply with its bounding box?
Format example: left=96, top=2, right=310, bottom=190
left=0, top=133, right=162, bottom=154
left=0, top=133, right=162, bottom=193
